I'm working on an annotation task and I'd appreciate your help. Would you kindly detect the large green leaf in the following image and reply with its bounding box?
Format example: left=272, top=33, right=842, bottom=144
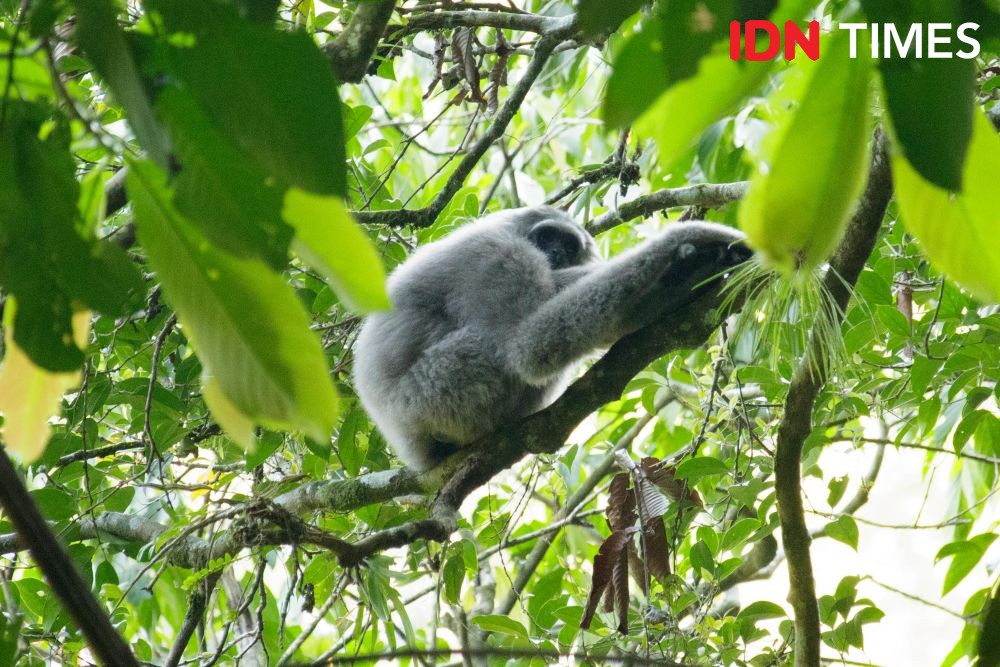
left=152, top=0, right=347, bottom=196
left=631, top=0, right=813, bottom=169
left=860, top=0, right=975, bottom=191
left=283, top=189, right=390, bottom=314
left=936, top=533, right=998, bottom=595
left=126, top=160, right=339, bottom=445
left=577, top=0, right=646, bottom=37
left=893, top=110, right=1000, bottom=303
left=71, top=0, right=170, bottom=165
left=740, top=30, right=873, bottom=271
left=0, top=102, right=143, bottom=371
left=660, top=0, right=778, bottom=84
left=979, top=578, right=1000, bottom=667
left=0, top=303, right=88, bottom=462
left=603, top=18, right=669, bottom=129
left=156, top=87, right=292, bottom=269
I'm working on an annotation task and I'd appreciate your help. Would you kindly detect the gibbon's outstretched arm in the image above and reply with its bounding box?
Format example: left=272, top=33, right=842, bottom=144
left=353, top=206, right=752, bottom=471
left=507, top=221, right=750, bottom=382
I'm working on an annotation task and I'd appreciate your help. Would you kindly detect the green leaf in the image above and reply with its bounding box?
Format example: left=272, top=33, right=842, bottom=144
left=861, top=0, right=974, bottom=191
left=126, top=159, right=339, bottom=445
left=336, top=407, right=368, bottom=476
left=660, top=0, right=777, bottom=84
left=978, top=579, right=1000, bottom=667
left=30, top=487, right=76, bottom=521
left=737, top=600, right=786, bottom=624
left=893, top=110, right=1000, bottom=303
left=0, top=101, right=143, bottom=371
left=877, top=304, right=912, bottom=338
left=156, top=0, right=347, bottom=196
left=71, top=0, right=170, bottom=165
left=471, top=614, right=530, bottom=640
left=823, top=515, right=860, bottom=551
left=443, top=552, right=465, bottom=605
left=0, top=304, right=88, bottom=462
left=632, top=0, right=813, bottom=169
left=603, top=19, right=669, bottom=129
left=674, top=456, right=730, bottom=481
left=577, top=0, right=646, bottom=37
left=635, top=51, right=772, bottom=171
left=720, top=517, right=761, bottom=552
left=156, top=87, right=292, bottom=269
left=740, top=30, right=872, bottom=271
left=936, top=533, right=999, bottom=595
left=283, top=190, right=390, bottom=314
left=954, top=409, right=988, bottom=452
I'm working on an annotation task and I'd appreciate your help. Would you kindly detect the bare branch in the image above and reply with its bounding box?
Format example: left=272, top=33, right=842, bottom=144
left=402, top=10, right=573, bottom=36
left=587, top=182, right=750, bottom=234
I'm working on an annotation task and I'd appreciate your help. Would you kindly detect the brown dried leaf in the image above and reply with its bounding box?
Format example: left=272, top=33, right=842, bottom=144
left=450, top=27, right=483, bottom=104
left=486, top=48, right=510, bottom=116
left=642, top=456, right=703, bottom=507
left=607, top=473, right=637, bottom=531
left=642, top=519, right=671, bottom=582
left=612, top=548, right=630, bottom=634
left=581, top=527, right=636, bottom=630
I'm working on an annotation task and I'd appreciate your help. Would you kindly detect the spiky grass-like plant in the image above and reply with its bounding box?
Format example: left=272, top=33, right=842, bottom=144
left=721, top=260, right=848, bottom=378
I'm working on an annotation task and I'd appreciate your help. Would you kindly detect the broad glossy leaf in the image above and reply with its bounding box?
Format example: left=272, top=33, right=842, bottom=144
left=823, top=515, right=860, bottom=550
left=471, top=614, right=529, bottom=639
left=603, top=18, right=669, bottom=129
left=635, top=51, right=772, bottom=171
left=283, top=190, right=390, bottom=314
left=860, top=0, right=974, bottom=190
left=0, top=304, right=88, bottom=462
left=155, top=0, right=347, bottom=196
left=632, top=0, right=813, bottom=169
left=577, top=0, right=646, bottom=37
left=740, top=30, right=872, bottom=271
left=936, top=533, right=998, bottom=595
left=674, top=456, right=730, bottom=481
left=893, top=110, right=1000, bottom=303
left=126, top=160, right=338, bottom=445
left=660, top=0, right=778, bottom=84
left=978, top=580, right=1000, bottom=667
left=0, top=102, right=143, bottom=371
left=71, top=0, right=170, bottom=165
left=156, top=87, right=292, bottom=268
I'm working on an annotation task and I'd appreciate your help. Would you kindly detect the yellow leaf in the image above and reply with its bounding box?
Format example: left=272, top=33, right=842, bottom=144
left=202, top=375, right=256, bottom=451
left=0, top=302, right=90, bottom=462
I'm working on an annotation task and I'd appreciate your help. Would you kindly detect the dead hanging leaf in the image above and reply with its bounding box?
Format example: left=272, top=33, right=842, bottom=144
left=607, top=473, right=637, bottom=530
left=581, top=527, right=637, bottom=632
left=485, top=28, right=510, bottom=115
left=642, top=456, right=703, bottom=507
left=451, top=27, right=484, bottom=105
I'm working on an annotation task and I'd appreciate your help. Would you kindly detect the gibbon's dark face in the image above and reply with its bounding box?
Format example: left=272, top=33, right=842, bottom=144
left=527, top=219, right=598, bottom=270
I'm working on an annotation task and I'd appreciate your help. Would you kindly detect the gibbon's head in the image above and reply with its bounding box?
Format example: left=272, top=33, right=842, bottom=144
left=505, top=206, right=601, bottom=270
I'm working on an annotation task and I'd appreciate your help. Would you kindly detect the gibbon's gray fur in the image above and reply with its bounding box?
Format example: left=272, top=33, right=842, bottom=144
left=353, top=206, right=751, bottom=471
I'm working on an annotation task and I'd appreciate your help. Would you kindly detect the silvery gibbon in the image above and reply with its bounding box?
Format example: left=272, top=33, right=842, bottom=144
left=353, top=206, right=751, bottom=471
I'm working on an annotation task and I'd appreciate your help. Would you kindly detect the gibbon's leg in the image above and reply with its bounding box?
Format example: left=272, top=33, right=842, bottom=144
left=507, top=223, right=750, bottom=382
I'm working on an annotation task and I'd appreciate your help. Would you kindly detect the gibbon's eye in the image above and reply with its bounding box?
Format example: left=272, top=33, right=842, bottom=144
left=529, top=223, right=581, bottom=269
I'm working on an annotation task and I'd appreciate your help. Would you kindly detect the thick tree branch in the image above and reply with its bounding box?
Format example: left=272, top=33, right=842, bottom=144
left=0, top=446, right=138, bottom=666
left=773, top=130, right=892, bottom=667
left=0, top=280, right=737, bottom=572
left=324, top=0, right=397, bottom=83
